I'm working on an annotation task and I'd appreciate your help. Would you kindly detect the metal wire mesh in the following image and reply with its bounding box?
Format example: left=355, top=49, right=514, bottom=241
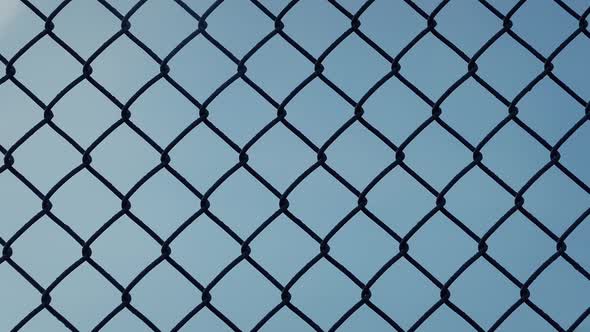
left=0, top=0, right=589, bottom=331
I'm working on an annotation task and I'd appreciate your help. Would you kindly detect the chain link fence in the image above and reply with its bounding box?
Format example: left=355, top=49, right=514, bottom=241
left=1, top=0, right=589, bottom=331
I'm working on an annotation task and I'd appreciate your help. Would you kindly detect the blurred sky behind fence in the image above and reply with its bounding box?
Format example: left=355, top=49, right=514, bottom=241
left=0, top=0, right=590, bottom=331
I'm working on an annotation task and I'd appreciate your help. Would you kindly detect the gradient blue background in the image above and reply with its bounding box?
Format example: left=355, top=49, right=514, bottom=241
left=0, top=0, right=589, bottom=331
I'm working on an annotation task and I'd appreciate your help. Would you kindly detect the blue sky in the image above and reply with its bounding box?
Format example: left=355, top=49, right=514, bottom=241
left=1, top=0, right=589, bottom=331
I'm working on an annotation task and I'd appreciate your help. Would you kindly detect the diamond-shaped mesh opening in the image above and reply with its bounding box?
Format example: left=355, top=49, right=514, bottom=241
left=524, top=167, right=590, bottom=234
left=129, top=1, right=195, bottom=57
left=90, top=125, right=159, bottom=192
left=445, top=167, right=514, bottom=235
left=250, top=214, right=317, bottom=284
left=90, top=36, right=157, bottom=102
left=246, top=35, right=312, bottom=101
left=360, top=0, right=424, bottom=56
left=435, top=0, right=499, bottom=56
left=171, top=214, right=240, bottom=284
left=410, top=212, right=476, bottom=281
left=403, top=123, right=471, bottom=190
left=132, top=262, right=201, bottom=331
left=211, top=262, right=279, bottom=330
left=363, top=77, right=431, bottom=144
left=481, top=121, right=548, bottom=189
left=400, top=34, right=466, bottom=100
left=289, top=169, right=356, bottom=236
left=440, top=78, right=506, bottom=145
left=371, top=257, right=439, bottom=329
left=206, top=0, right=273, bottom=58
left=517, top=78, right=584, bottom=144
left=290, top=259, right=359, bottom=329
left=208, top=168, right=277, bottom=237
left=13, top=37, right=80, bottom=103
left=168, top=34, right=237, bottom=103
left=169, top=124, right=236, bottom=191
left=248, top=123, right=315, bottom=190
left=282, top=0, right=348, bottom=57
left=326, top=121, right=393, bottom=188
left=51, top=169, right=119, bottom=238
left=477, top=34, right=542, bottom=99
left=511, top=0, right=577, bottom=56
left=52, top=0, right=119, bottom=58
left=285, top=79, right=351, bottom=145
left=530, top=258, right=590, bottom=327
left=130, top=170, right=198, bottom=238
left=367, top=167, right=435, bottom=235
left=207, top=80, right=276, bottom=146
left=323, top=34, right=390, bottom=100
left=51, top=264, right=120, bottom=331
left=131, top=80, right=197, bottom=147
left=11, top=216, right=80, bottom=286
left=450, top=259, right=519, bottom=329
left=330, top=214, right=395, bottom=282
left=288, top=168, right=357, bottom=236
left=1, top=1, right=589, bottom=330
left=91, top=215, right=159, bottom=285
left=487, top=211, right=555, bottom=281
left=12, top=125, right=80, bottom=192
left=52, top=80, right=119, bottom=148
